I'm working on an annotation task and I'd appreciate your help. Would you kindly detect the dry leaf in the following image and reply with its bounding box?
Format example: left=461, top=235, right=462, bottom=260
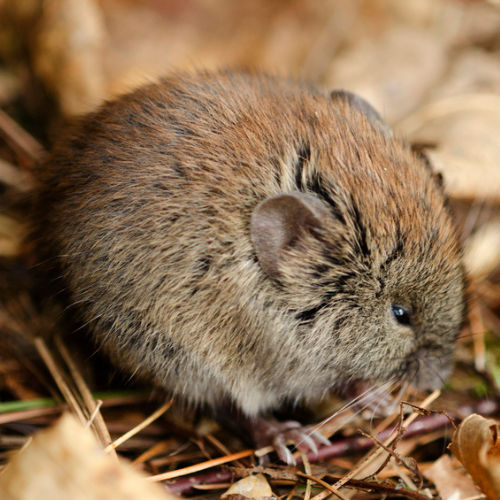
left=0, top=214, right=24, bottom=257
left=221, top=474, right=275, bottom=500
left=432, top=49, right=500, bottom=98
left=423, top=454, right=481, bottom=500
left=464, top=220, right=500, bottom=279
left=449, top=413, right=500, bottom=500
left=0, top=413, right=177, bottom=500
left=326, top=26, right=447, bottom=123
left=33, top=0, right=105, bottom=115
left=398, top=94, right=500, bottom=203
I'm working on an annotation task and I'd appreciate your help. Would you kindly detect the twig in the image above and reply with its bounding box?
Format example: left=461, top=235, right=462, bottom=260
left=330, top=390, right=441, bottom=491
left=325, top=475, right=433, bottom=500
left=358, top=430, right=423, bottom=487
left=162, top=397, right=500, bottom=495
left=0, top=109, right=46, bottom=170
left=355, top=401, right=408, bottom=482
left=296, top=471, right=348, bottom=500
left=392, top=460, right=419, bottom=491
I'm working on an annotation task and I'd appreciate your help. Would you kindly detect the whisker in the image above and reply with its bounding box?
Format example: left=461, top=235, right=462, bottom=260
left=423, top=358, right=447, bottom=388
left=64, top=298, right=91, bottom=311
left=367, top=380, right=400, bottom=430
left=300, top=379, right=397, bottom=446
left=395, top=380, right=409, bottom=405
left=73, top=313, right=104, bottom=332
left=385, top=380, right=409, bottom=416
left=328, top=379, right=396, bottom=420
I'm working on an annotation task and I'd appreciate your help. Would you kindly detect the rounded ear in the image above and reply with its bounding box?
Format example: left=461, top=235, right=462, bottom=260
left=330, top=90, right=392, bottom=138
left=250, top=192, right=330, bottom=279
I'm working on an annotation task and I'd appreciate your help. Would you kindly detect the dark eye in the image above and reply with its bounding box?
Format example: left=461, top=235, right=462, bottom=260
left=391, top=304, right=412, bottom=326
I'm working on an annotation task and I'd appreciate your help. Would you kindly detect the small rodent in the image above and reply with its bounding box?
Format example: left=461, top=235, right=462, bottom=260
left=35, top=70, right=465, bottom=447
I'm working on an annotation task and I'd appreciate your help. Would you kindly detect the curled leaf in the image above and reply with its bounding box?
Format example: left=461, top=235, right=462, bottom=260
left=449, top=413, right=500, bottom=499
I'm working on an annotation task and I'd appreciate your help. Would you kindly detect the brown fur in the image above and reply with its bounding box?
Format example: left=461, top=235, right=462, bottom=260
left=34, top=70, right=465, bottom=416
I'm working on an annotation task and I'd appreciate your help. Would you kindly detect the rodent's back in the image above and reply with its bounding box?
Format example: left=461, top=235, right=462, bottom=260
left=36, top=71, right=465, bottom=415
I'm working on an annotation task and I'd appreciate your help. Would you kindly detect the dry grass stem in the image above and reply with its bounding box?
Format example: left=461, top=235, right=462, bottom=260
left=33, top=337, right=87, bottom=425
left=0, top=406, right=65, bottom=425
left=191, top=482, right=233, bottom=490
left=55, top=335, right=113, bottom=452
left=285, top=483, right=298, bottom=500
left=204, top=433, right=247, bottom=468
left=148, top=449, right=255, bottom=482
left=300, top=451, right=312, bottom=500
left=132, top=439, right=176, bottom=465
left=392, top=460, right=418, bottom=490
left=0, top=158, right=32, bottom=192
left=150, top=451, right=207, bottom=469
left=467, top=287, right=487, bottom=372
left=85, top=400, right=103, bottom=427
left=105, top=399, right=174, bottom=453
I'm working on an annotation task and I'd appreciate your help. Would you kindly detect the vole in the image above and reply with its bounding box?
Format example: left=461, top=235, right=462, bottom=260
left=34, top=70, right=466, bottom=461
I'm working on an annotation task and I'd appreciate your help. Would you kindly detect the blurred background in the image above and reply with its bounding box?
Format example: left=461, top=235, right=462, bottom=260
left=0, top=0, right=500, bottom=497
left=1, top=0, right=500, bottom=201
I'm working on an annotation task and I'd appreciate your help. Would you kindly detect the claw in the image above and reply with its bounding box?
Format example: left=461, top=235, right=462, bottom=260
left=273, top=432, right=296, bottom=465
left=311, top=429, right=331, bottom=447
left=278, top=445, right=296, bottom=466
left=293, top=430, right=318, bottom=456
left=248, top=416, right=329, bottom=464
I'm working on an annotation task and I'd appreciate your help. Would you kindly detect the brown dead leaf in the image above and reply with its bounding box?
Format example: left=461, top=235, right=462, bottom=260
left=450, top=413, right=500, bottom=500
left=221, top=474, right=275, bottom=500
left=0, top=413, right=177, bottom=500
left=432, top=49, right=500, bottom=98
left=398, top=94, right=500, bottom=203
left=327, top=26, right=448, bottom=123
left=464, top=220, right=500, bottom=280
left=33, top=0, right=105, bottom=115
left=423, top=454, right=481, bottom=500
